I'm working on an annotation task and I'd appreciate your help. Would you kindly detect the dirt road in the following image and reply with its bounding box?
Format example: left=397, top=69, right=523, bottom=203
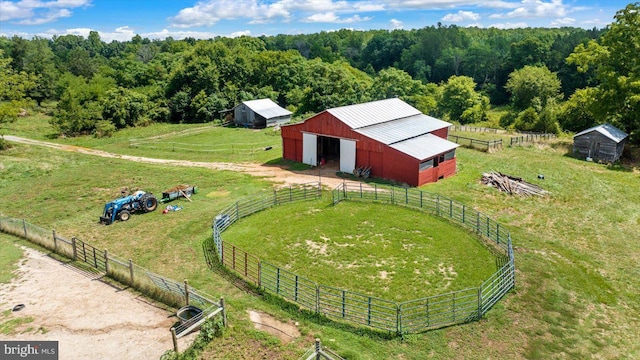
left=4, top=135, right=346, bottom=188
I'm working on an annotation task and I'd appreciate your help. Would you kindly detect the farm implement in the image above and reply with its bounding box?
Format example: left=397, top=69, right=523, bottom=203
left=160, top=185, right=198, bottom=203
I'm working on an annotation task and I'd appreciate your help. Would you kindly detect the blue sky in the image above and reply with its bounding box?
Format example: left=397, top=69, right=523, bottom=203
left=0, top=0, right=629, bottom=42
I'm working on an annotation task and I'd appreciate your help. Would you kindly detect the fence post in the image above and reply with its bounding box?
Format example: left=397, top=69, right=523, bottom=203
left=171, top=328, right=179, bottom=353
left=235, top=201, right=240, bottom=220
left=273, top=189, right=277, bottom=206
left=220, top=297, right=227, bottom=327
left=476, top=212, right=480, bottom=234
left=104, top=249, right=109, bottom=274
left=128, top=259, right=134, bottom=284
left=22, top=219, right=27, bottom=238
left=315, top=285, right=320, bottom=313
left=71, top=237, right=77, bottom=261
left=315, top=339, right=321, bottom=360
left=477, top=287, right=483, bottom=319
left=52, top=230, right=57, bottom=253
left=449, top=199, right=453, bottom=217
left=184, top=279, right=190, bottom=306
left=462, top=205, right=465, bottom=224
left=436, top=195, right=440, bottom=216
left=397, top=304, right=402, bottom=335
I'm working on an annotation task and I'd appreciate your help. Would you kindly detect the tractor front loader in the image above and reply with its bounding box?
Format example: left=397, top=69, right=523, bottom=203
left=99, top=190, right=158, bottom=225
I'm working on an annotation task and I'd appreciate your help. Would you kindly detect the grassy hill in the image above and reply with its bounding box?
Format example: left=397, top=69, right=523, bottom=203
left=1, top=116, right=639, bottom=359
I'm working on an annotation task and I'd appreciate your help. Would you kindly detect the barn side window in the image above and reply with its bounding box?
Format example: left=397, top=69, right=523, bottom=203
left=419, top=159, right=434, bottom=171
left=444, top=150, right=456, bottom=161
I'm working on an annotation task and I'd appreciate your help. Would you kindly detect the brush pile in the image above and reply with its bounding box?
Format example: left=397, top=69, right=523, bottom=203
left=481, top=171, right=549, bottom=197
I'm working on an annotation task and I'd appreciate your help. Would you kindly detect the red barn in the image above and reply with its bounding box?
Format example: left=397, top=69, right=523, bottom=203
left=281, top=98, right=459, bottom=186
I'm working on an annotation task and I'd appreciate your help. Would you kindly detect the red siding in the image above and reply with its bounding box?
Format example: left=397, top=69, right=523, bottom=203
left=281, top=111, right=455, bottom=186
left=417, top=158, right=457, bottom=186
left=431, top=127, right=449, bottom=139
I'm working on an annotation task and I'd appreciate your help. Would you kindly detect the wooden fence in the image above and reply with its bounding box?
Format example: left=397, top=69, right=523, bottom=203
left=207, top=181, right=515, bottom=334
left=510, top=132, right=557, bottom=146
left=450, top=125, right=503, bottom=134
left=448, top=134, right=503, bottom=151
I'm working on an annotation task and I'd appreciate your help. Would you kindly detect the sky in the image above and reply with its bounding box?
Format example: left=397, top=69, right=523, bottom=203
left=0, top=0, right=630, bottom=42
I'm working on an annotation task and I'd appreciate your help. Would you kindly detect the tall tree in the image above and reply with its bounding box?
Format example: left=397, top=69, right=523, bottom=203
left=567, top=2, right=640, bottom=138
left=505, top=65, right=561, bottom=110
left=438, top=75, right=487, bottom=122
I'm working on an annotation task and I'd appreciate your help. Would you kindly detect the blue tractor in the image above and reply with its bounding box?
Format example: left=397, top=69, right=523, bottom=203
left=99, top=190, right=158, bottom=225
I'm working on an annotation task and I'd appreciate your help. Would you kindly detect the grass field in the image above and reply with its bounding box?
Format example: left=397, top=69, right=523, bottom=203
left=223, top=200, right=497, bottom=302
left=1, top=114, right=639, bottom=359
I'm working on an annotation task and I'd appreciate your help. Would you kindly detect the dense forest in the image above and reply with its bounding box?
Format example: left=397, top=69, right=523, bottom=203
left=0, top=3, right=638, bottom=144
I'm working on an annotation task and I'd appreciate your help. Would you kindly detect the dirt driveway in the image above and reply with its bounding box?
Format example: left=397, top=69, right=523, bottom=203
left=4, top=136, right=347, bottom=188
left=0, top=247, right=184, bottom=359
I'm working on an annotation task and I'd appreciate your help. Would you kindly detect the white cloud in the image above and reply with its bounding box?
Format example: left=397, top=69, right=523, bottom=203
left=17, top=8, right=71, bottom=25
left=550, top=17, right=574, bottom=26
left=0, top=0, right=89, bottom=24
left=303, top=12, right=371, bottom=23
left=0, top=1, right=34, bottom=21
left=36, top=26, right=247, bottom=42
left=442, top=10, right=480, bottom=22
left=489, top=21, right=528, bottom=28
left=490, top=0, right=566, bottom=19
left=169, top=0, right=290, bottom=28
left=390, top=18, right=404, bottom=29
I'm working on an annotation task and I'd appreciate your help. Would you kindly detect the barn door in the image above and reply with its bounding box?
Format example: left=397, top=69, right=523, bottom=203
left=302, top=133, right=317, bottom=166
left=340, top=139, right=356, bottom=173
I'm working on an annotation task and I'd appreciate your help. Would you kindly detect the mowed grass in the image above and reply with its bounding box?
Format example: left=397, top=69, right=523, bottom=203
left=2, top=116, right=640, bottom=359
left=223, top=200, right=496, bottom=302
left=0, top=234, right=23, bottom=284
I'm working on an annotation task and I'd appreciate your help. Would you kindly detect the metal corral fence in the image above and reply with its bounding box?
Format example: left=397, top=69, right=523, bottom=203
left=299, top=339, right=345, bottom=360
left=0, top=215, right=226, bottom=340
left=510, top=132, right=557, bottom=146
left=207, top=181, right=515, bottom=335
left=448, top=134, right=503, bottom=151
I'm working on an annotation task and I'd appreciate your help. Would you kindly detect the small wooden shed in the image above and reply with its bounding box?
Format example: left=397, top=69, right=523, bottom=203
left=573, top=123, right=629, bottom=163
left=233, top=99, right=292, bottom=128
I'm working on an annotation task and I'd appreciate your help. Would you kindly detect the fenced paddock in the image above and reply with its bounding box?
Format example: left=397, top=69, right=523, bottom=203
left=0, top=215, right=226, bottom=340
left=207, top=181, right=515, bottom=335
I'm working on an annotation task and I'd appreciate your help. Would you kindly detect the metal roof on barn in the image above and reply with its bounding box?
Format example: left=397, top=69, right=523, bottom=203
left=241, top=99, right=292, bottom=119
left=573, top=123, right=628, bottom=143
left=355, top=114, right=452, bottom=145
left=390, top=134, right=460, bottom=160
left=327, top=98, right=422, bottom=129
left=327, top=98, right=458, bottom=160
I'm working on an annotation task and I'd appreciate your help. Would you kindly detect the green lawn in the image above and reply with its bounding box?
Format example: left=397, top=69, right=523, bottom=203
left=223, top=200, right=496, bottom=302
left=1, top=115, right=639, bottom=359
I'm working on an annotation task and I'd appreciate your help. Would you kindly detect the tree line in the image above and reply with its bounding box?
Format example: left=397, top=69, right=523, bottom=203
left=0, top=3, right=638, bottom=143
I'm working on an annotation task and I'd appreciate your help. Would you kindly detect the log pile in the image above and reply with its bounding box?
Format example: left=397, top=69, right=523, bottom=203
left=481, top=171, right=549, bottom=197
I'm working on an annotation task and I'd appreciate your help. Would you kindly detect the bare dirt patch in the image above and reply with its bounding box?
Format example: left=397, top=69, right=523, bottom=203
left=0, top=247, right=186, bottom=359
left=247, top=310, right=300, bottom=343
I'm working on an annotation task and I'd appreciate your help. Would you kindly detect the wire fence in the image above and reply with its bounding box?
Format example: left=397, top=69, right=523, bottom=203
left=207, top=181, right=515, bottom=335
left=0, top=215, right=226, bottom=339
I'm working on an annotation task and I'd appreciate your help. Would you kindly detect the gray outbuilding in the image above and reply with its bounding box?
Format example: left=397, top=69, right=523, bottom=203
left=233, top=99, right=292, bottom=128
left=573, top=123, right=629, bottom=163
